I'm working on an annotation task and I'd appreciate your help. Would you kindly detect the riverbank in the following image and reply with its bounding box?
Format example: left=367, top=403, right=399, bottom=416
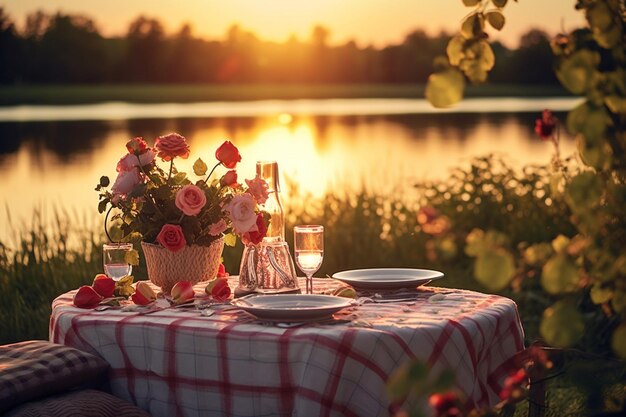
left=0, top=83, right=571, bottom=105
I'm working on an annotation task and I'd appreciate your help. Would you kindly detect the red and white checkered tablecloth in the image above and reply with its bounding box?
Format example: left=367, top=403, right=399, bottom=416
left=50, top=277, right=524, bottom=417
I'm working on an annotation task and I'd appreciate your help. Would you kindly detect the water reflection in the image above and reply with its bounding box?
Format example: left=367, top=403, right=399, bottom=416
left=0, top=109, right=575, bottom=242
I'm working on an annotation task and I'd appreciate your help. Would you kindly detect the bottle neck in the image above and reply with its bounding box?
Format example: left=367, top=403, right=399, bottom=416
left=256, top=161, right=284, bottom=241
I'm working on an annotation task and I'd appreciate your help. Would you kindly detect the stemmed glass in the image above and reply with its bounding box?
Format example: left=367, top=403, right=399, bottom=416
left=103, top=243, right=133, bottom=281
left=294, top=225, right=324, bottom=294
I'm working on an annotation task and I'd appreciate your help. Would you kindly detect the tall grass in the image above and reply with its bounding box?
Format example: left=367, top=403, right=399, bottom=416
left=0, top=208, right=102, bottom=343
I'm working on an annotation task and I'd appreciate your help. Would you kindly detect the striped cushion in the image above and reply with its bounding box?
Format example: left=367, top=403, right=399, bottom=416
left=0, top=341, right=109, bottom=413
left=4, top=389, right=151, bottom=417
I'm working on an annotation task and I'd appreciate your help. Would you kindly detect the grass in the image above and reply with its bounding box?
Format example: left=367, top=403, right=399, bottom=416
left=0, top=83, right=572, bottom=105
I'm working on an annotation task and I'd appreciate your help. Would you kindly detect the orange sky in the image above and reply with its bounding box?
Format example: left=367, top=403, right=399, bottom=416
left=3, top=0, right=584, bottom=47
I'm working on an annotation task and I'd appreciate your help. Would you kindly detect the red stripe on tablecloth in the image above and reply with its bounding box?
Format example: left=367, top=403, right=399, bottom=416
left=427, top=321, right=455, bottom=367
left=217, top=323, right=237, bottom=416
left=320, top=329, right=357, bottom=417
left=65, top=311, right=98, bottom=353
left=115, top=315, right=141, bottom=405
left=278, top=328, right=295, bottom=415
left=164, top=317, right=189, bottom=417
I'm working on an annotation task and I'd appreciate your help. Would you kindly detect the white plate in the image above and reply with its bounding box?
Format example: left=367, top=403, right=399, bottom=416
left=231, top=294, right=353, bottom=321
left=331, top=268, right=444, bottom=290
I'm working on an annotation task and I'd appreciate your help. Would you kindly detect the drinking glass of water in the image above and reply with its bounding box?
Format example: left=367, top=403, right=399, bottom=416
left=103, top=243, right=133, bottom=281
left=294, top=225, right=324, bottom=294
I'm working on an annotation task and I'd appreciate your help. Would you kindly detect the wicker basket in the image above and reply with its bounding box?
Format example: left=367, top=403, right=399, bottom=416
left=141, top=238, right=224, bottom=294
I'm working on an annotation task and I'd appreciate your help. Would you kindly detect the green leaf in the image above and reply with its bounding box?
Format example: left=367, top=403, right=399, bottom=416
left=462, top=0, right=480, bottom=6
left=464, top=228, right=486, bottom=257
left=426, top=69, right=465, bottom=108
left=605, top=96, right=626, bottom=114
left=223, top=233, right=237, bottom=247
left=124, top=249, right=140, bottom=266
left=115, top=275, right=135, bottom=297
left=540, top=301, right=584, bottom=347
left=551, top=235, right=570, bottom=253
left=612, top=290, right=626, bottom=314
left=473, top=248, right=516, bottom=291
left=541, top=253, right=580, bottom=294
left=172, top=172, right=188, bottom=185
left=576, top=134, right=612, bottom=170
left=564, top=171, right=603, bottom=212
left=446, top=36, right=465, bottom=66
left=461, top=13, right=484, bottom=39
left=566, top=101, right=590, bottom=135
left=523, top=242, right=553, bottom=266
left=590, top=283, right=613, bottom=304
left=459, top=41, right=494, bottom=83
left=98, top=199, right=109, bottom=214
left=492, top=0, right=508, bottom=7
left=611, top=325, right=626, bottom=359
left=556, top=50, right=600, bottom=95
left=486, top=11, right=505, bottom=30
left=193, top=158, right=208, bottom=176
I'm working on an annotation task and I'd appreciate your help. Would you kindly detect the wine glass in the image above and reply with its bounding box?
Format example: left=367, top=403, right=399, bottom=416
left=294, top=225, right=324, bottom=294
left=103, top=243, right=133, bottom=281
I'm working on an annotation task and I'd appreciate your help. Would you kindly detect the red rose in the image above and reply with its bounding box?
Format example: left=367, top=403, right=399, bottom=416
left=534, top=109, right=556, bottom=140
left=73, top=285, right=103, bottom=309
left=242, top=213, right=268, bottom=246
left=154, top=133, right=190, bottom=161
left=156, top=224, right=187, bottom=252
left=171, top=281, right=195, bottom=305
left=132, top=282, right=157, bottom=305
left=220, top=170, right=238, bottom=187
left=92, top=274, right=115, bottom=298
left=211, top=278, right=231, bottom=301
left=215, top=141, right=241, bottom=169
left=126, top=137, right=148, bottom=154
left=217, top=263, right=229, bottom=278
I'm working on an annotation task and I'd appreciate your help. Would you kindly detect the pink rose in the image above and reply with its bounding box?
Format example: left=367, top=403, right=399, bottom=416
left=242, top=213, right=268, bottom=246
left=111, top=169, right=141, bottom=196
left=126, top=137, right=148, bottom=154
left=215, top=141, right=241, bottom=169
left=154, top=133, right=190, bottom=161
left=175, top=184, right=207, bottom=216
left=156, top=224, right=187, bottom=252
left=208, top=219, right=227, bottom=236
left=245, top=175, right=270, bottom=204
left=117, top=150, right=156, bottom=172
left=224, top=193, right=258, bottom=235
left=220, top=170, right=238, bottom=187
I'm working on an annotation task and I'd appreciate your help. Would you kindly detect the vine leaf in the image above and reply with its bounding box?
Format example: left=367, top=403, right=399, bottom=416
left=612, top=325, right=626, bottom=359
left=555, top=50, right=600, bottom=95
left=425, top=69, right=465, bottom=108
left=492, top=0, right=508, bottom=7
left=541, top=253, right=580, bottom=294
left=193, top=158, right=208, bottom=176
left=486, top=11, right=505, bottom=31
left=462, top=0, right=480, bottom=7
left=474, top=249, right=515, bottom=291
left=540, top=301, right=584, bottom=347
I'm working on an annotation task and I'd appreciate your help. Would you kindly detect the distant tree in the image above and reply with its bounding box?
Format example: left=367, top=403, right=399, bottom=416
left=125, top=16, right=167, bottom=82
left=0, top=7, right=19, bottom=83
left=37, top=13, right=106, bottom=83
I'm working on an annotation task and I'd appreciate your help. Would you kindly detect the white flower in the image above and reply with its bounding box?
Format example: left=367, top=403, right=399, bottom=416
left=224, top=194, right=258, bottom=234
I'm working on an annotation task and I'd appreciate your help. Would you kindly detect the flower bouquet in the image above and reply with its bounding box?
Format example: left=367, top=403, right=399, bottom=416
left=96, top=133, right=270, bottom=293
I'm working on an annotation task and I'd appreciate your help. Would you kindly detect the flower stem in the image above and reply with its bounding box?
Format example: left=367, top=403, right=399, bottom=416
left=168, top=159, right=174, bottom=182
left=104, top=205, right=115, bottom=243
left=204, top=162, right=222, bottom=184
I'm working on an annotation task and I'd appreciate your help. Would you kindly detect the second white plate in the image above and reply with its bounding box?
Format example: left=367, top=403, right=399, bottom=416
left=231, top=294, right=353, bottom=321
left=332, top=268, right=444, bottom=290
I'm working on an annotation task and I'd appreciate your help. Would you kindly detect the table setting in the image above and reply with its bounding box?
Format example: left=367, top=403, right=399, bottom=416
left=50, top=133, right=525, bottom=417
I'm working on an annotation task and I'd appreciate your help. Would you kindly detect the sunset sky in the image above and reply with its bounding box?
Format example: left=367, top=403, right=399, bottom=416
left=4, top=0, right=584, bottom=47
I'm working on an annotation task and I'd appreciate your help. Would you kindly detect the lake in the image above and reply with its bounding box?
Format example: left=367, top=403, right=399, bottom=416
left=0, top=97, right=579, bottom=244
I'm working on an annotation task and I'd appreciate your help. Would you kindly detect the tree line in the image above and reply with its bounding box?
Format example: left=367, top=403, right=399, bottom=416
left=0, top=8, right=559, bottom=85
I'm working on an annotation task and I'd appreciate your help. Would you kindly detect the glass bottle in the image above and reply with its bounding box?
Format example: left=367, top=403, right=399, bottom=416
left=236, top=161, right=299, bottom=296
